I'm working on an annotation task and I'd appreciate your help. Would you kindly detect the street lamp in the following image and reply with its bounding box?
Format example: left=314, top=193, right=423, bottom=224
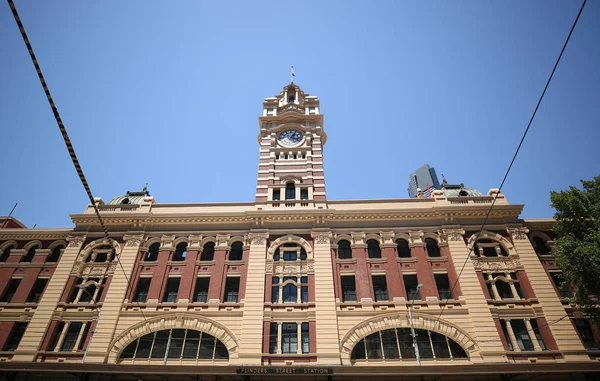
left=77, top=283, right=102, bottom=364
left=408, top=283, right=423, bottom=366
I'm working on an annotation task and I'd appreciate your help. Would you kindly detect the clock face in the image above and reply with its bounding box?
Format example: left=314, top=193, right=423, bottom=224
left=278, top=129, right=303, bottom=146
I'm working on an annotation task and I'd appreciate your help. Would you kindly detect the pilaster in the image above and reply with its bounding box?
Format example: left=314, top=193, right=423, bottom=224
left=236, top=232, right=269, bottom=365
left=85, top=235, right=143, bottom=363
left=311, top=231, right=341, bottom=365
left=13, top=235, right=86, bottom=362
left=507, top=227, right=588, bottom=361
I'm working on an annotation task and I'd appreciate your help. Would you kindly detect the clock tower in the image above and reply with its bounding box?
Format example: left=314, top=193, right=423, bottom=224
left=255, top=83, right=327, bottom=208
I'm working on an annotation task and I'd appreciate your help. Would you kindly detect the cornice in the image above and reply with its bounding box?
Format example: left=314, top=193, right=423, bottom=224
left=0, top=229, right=72, bottom=240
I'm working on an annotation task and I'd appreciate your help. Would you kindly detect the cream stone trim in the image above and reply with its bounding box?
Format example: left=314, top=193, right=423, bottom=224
left=47, top=240, right=68, bottom=251
left=226, top=235, right=247, bottom=249
left=267, top=234, right=312, bottom=257
left=279, top=175, right=303, bottom=184
left=108, top=314, right=239, bottom=363
left=466, top=231, right=515, bottom=255
left=21, top=240, right=42, bottom=251
left=79, top=238, right=121, bottom=261
left=172, top=236, right=190, bottom=249
left=141, top=237, right=162, bottom=250
left=0, top=240, right=18, bottom=252
left=339, top=313, right=478, bottom=363
left=422, top=232, right=441, bottom=244
left=364, top=233, right=382, bottom=245
left=393, top=232, right=411, bottom=243
left=199, top=236, right=218, bottom=249
left=333, top=234, right=353, bottom=245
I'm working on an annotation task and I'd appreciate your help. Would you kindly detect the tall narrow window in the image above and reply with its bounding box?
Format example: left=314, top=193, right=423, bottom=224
left=372, top=275, right=388, bottom=302
left=301, top=276, right=308, bottom=303
left=341, top=275, right=357, bottom=302
left=271, top=277, right=280, bottom=303
left=1, top=279, right=21, bottom=303
left=367, top=239, right=381, bottom=259
left=396, top=239, right=410, bottom=258
left=285, top=182, right=296, bottom=200
left=529, top=320, right=546, bottom=350
left=201, top=242, right=215, bottom=261
left=2, top=322, right=28, bottom=351
left=27, top=278, right=48, bottom=303
left=403, top=274, right=420, bottom=301
left=229, top=242, right=243, bottom=261
left=163, top=278, right=180, bottom=303
left=0, top=245, right=14, bottom=262
left=46, top=245, right=63, bottom=263
left=425, top=238, right=440, bottom=257
left=68, top=278, right=84, bottom=303
left=272, top=189, right=281, bottom=201
left=21, top=245, right=37, bottom=263
left=173, top=242, right=187, bottom=261
left=500, top=320, right=514, bottom=351
left=338, top=240, right=352, bottom=259
left=194, top=278, right=210, bottom=303
left=283, top=277, right=297, bottom=303
left=224, top=277, right=240, bottom=303
left=134, top=278, right=152, bottom=303
left=145, top=243, right=160, bottom=261
left=434, top=274, right=452, bottom=300
left=61, top=322, right=84, bottom=351
left=269, top=323, right=278, bottom=354
left=300, top=188, right=308, bottom=200
left=282, top=323, right=298, bottom=354
left=573, top=319, right=599, bottom=350
left=510, top=320, right=534, bottom=351
left=301, top=323, right=310, bottom=353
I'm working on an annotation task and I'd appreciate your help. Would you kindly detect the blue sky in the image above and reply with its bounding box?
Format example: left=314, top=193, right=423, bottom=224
left=1, top=0, right=598, bottom=228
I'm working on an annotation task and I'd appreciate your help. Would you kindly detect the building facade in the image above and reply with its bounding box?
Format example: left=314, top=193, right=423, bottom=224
left=0, top=84, right=599, bottom=380
left=408, top=164, right=440, bottom=198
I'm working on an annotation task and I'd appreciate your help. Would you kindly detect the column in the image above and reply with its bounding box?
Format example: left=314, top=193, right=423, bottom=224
left=312, top=231, right=341, bottom=365
left=85, top=234, right=143, bottom=363
left=351, top=233, right=372, bottom=302
left=13, top=235, right=86, bottom=362
left=442, top=229, right=505, bottom=363
left=504, top=319, right=519, bottom=352
left=507, top=227, right=588, bottom=361
left=236, top=232, right=269, bottom=365
left=146, top=235, right=173, bottom=303
left=525, top=319, right=542, bottom=351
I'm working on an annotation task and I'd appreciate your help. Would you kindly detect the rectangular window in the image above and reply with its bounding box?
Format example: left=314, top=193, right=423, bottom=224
left=224, top=277, right=240, bottom=303
left=500, top=320, right=514, bottom=351
left=285, top=185, right=296, bottom=200
left=269, top=323, right=278, bottom=354
left=300, top=189, right=308, bottom=200
left=301, top=322, right=309, bottom=353
left=2, top=322, right=28, bottom=351
left=341, top=275, right=357, bottom=302
left=61, top=322, right=83, bottom=351
left=68, top=278, right=83, bottom=303
left=530, top=319, right=546, bottom=350
left=194, top=278, right=210, bottom=303
left=283, top=276, right=297, bottom=303
left=372, top=275, right=388, bottom=302
left=510, top=272, right=525, bottom=299
left=282, top=323, right=298, bottom=353
left=283, top=251, right=297, bottom=261
left=162, top=278, right=180, bottom=303
left=272, top=189, right=280, bottom=201
left=403, top=274, right=420, bottom=301
left=27, top=278, right=49, bottom=303
left=78, top=323, right=91, bottom=350
left=134, top=278, right=151, bottom=303
left=434, top=274, right=452, bottom=300
left=573, top=319, right=599, bottom=350
left=301, top=276, right=308, bottom=303
left=510, top=320, right=534, bottom=351
left=271, top=277, right=279, bottom=304
left=1, top=278, right=21, bottom=303
left=48, top=322, right=65, bottom=351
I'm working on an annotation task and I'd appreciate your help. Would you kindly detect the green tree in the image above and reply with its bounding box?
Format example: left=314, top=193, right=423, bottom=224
left=551, top=176, right=600, bottom=321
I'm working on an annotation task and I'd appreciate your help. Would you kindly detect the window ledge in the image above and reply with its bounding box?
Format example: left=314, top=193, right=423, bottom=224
left=366, top=258, right=387, bottom=264
left=225, top=260, right=246, bottom=265
left=427, top=257, right=448, bottom=262
left=168, top=260, right=187, bottom=266
left=196, top=260, right=216, bottom=266
left=140, top=261, right=159, bottom=266
left=396, top=257, right=417, bottom=263
left=336, top=258, right=357, bottom=264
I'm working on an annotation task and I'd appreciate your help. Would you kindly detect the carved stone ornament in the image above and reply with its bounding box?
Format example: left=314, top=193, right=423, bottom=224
left=351, top=233, right=365, bottom=246
left=284, top=266, right=296, bottom=275
left=216, top=234, right=231, bottom=248
left=249, top=233, right=269, bottom=246
left=507, top=227, right=529, bottom=241
left=67, top=235, right=86, bottom=248
left=161, top=235, right=175, bottom=249
left=188, top=235, right=202, bottom=249
left=312, top=232, right=332, bottom=245
left=125, top=236, right=142, bottom=247
left=265, top=262, right=273, bottom=272
left=443, top=229, right=465, bottom=242
left=471, top=261, right=482, bottom=270
left=71, top=263, right=81, bottom=274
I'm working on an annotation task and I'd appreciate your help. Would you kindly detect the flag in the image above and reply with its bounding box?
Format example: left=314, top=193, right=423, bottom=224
left=424, top=184, right=435, bottom=198
left=291, top=66, right=295, bottom=77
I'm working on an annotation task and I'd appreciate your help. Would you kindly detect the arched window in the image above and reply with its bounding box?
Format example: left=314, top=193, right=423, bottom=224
left=21, top=245, right=38, bottom=263
left=473, top=239, right=507, bottom=257
left=338, top=240, right=352, bottom=259
left=121, top=198, right=130, bottom=205
left=46, top=245, right=64, bottom=263
left=285, top=182, right=296, bottom=200
left=396, top=239, right=410, bottom=258
left=145, top=243, right=160, bottom=262
left=351, top=328, right=468, bottom=361
left=119, top=329, right=229, bottom=361
left=229, top=242, right=243, bottom=261
left=425, top=238, right=440, bottom=257
left=200, top=242, right=215, bottom=261
left=84, top=244, right=115, bottom=263
left=367, top=239, right=381, bottom=259
left=274, top=242, right=306, bottom=261
left=532, top=236, right=551, bottom=256
left=173, top=242, right=188, bottom=261
left=0, top=245, right=14, bottom=262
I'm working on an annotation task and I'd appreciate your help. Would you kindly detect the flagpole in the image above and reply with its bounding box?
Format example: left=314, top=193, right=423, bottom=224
left=291, top=66, right=295, bottom=84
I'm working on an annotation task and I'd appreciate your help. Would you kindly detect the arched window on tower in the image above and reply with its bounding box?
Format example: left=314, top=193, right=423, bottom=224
left=229, top=242, right=243, bottom=261
left=173, top=242, right=187, bottom=261
left=396, top=239, right=411, bottom=258
left=145, top=243, right=160, bottom=262
left=367, top=239, right=381, bottom=259
left=425, top=238, right=440, bottom=257
left=337, top=240, right=352, bottom=259
left=201, top=242, right=215, bottom=261
left=285, top=182, right=296, bottom=200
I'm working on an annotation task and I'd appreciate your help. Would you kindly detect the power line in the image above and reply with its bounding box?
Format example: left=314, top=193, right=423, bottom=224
left=433, top=0, right=588, bottom=329
left=7, top=0, right=153, bottom=335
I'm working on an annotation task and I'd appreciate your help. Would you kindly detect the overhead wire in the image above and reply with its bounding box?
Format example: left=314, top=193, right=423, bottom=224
left=7, top=0, right=153, bottom=333
left=432, top=0, right=588, bottom=330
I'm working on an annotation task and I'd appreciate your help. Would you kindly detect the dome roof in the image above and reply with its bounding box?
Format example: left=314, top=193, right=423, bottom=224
left=107, top=185, right=153, bottom=205
left=439, top=180, right=484, bottom=197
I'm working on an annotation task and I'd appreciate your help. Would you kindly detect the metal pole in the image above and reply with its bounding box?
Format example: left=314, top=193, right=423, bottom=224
left=408, top=305, right=421, bottom=365
left=80, top=286, right=101, bottom=363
